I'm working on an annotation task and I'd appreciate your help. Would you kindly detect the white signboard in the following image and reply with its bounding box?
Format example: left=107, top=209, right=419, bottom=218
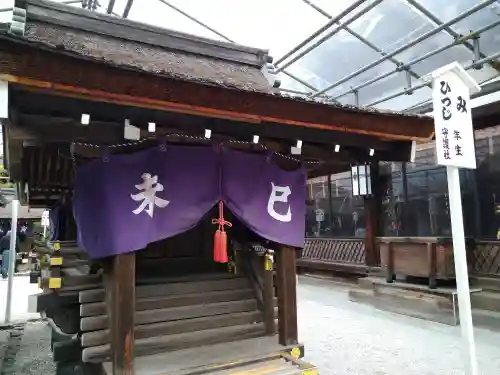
left=351, top=164, right=372, bottom=196
left=432, top=66, right=477, bottom=169
left=315, top=208, right=324, bottom=222
left=41, top=210, right=50, bottom=227
left=431, top=62, right=481, bottom=375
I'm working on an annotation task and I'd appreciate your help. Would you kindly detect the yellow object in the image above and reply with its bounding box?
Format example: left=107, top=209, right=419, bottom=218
left=50, top=257, right=63, bottom=266
left=37, top=277, right=41, bottom=289
left=264, top=254, right=273, bottom=271
left=290, top=347, right=301, bottom=359
left=48, top=278, right=62, bottom=289
left=302, top=368, right=318, bottom=375
left=53, top=242, right=60, bottom=250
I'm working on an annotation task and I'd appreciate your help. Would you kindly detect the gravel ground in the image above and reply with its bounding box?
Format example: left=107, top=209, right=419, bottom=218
left=2, top=321, right=55, bottom=375
left=298, top=276, right=500, bottom=375
left=2, top=276, right=500, bottom=375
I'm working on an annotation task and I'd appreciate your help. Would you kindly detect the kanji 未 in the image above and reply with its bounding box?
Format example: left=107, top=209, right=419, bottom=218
left=455, top=145, right=463, bottom=156
left=457, top=96, right=467, bottom=113
left=130, top=173, right=170, bottom=218
left=440, top=81, right=451, bottom=95
left=454, top=130, right=461, bottom=140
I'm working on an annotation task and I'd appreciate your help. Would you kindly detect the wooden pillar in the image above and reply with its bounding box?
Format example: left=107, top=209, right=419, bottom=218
left=109, top=252, right=136, bottom=375
left=262, top=253, right=276, bottom=335
left=364, top=162, right=381, bottom=267
left=275, top=246, right=298, bottom=346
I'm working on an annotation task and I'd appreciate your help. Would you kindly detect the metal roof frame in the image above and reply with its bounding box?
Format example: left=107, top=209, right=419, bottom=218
left=8, top=0, right=500, bottom=112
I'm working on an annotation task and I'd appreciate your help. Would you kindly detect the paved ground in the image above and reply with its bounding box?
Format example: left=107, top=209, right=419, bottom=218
left=0, top=276, right=39, bottom=324
left=1, top=275, right=500, bottom=374
left=298, top=276, right=500, bottom=375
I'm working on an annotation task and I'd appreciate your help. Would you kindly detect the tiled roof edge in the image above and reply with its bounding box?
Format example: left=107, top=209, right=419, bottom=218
left=16, top=0, right=271, bottom=67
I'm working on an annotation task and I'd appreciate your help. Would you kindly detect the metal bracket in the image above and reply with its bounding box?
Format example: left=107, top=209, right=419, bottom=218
left=9, top=7, right=26, bottom=37
left=472, top=36, right=483, bottom=70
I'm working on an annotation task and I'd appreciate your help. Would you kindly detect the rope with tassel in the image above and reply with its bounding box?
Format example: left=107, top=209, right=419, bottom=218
left=212, top=201, right=232, bottom=263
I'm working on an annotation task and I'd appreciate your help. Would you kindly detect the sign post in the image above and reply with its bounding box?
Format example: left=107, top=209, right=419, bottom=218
left=431, top=62, right=480, bottom=375
left=4, top=199, right=18, bottom=324
left=41, top=210, right=50, bottom=239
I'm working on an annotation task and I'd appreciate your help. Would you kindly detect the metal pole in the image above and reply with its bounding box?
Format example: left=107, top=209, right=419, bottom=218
left=310, top=0, right=497, bottom=98
left=405, top=73, right=500, bottom=113
left=282, top=71, right=322, bottom=94
left=301, top=0, right=423, bottom=82
left=405, top=0, right=498, bottom=72
left=331, top=19, right=500, bottom=101
left=154, top=0, right=323, bottom=94
left=122, top=0, right=134, bottom=18
left=157, top=0, right=234, bottom=42
left=276, top=0, right=383, bottom=73
left=106, top=0, right=116, bottom=14
left=4, top=199, right=19, bottom=324
left=274, top=0, right=368, bottom=67
left=366, top=49, right=500, bottom=107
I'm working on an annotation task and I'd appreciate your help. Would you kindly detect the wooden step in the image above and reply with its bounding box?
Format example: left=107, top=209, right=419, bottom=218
left=471, top=276, right=500, bottom=292
left=80, top=288, right=255, bottom=317
left=82, top=308, right=278, bottom=347
left=79, top=276, right=249, bottom=303
left=207, top=358, right=300, bottom=375
left=80, top=299, right=259, bottom=331
left=82, top=322, right=269, bottom=363
left=470, top=291, right=500, bottom=312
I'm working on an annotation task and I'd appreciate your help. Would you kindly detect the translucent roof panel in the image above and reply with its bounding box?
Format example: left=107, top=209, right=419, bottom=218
left=15, top=0, right=500, bottom=113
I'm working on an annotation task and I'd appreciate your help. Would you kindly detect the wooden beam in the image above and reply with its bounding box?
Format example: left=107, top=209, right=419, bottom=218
left=0, top=41, right=434, bottom=141
left=11, top=114, right=126, bottom=143
left=108, top=253, right=136, bottom=375
left=364, top=162, right=381, bottom=268
left=3, top=119, right=24, bottom=181
left=275, top=246, right=298, bottom=346
left=12, top=86, right=398, bottom=150
left=262, top=254, right=276, bottom=336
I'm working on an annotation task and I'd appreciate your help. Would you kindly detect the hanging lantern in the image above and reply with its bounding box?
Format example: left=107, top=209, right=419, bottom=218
left=351, top=163, right=372, bottom=196
left=212, top=201, right=232, bottom=263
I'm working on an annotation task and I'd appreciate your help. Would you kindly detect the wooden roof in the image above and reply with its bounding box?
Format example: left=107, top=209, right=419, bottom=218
left=0, top=0, right=437, bottom=207
left=0, top=0, right=434, bottom=143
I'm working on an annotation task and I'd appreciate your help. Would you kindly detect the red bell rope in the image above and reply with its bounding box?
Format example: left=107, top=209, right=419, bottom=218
left=212, top=200, right=232, bottom=263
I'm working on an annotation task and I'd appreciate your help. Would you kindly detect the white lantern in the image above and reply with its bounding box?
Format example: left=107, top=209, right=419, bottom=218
left=351, top=164, right=372, bottom=196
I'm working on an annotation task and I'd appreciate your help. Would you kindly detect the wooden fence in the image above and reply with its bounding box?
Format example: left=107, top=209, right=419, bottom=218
left=297, top=238, right=367, bottom=275
left=299, top=238, right=500, bottom=278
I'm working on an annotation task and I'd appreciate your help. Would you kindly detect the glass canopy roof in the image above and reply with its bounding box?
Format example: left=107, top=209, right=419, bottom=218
left=2, top=0, right=500, bottom=112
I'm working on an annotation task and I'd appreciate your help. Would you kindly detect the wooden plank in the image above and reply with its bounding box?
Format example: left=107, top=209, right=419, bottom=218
left=428, top=242, right=437, bottom=289
left=80, top=288, right=255, bottom=317
left=82, top=308, right=278, bottom=347
left=79, top=277, right=249, bottom=303
left=82, top=322, right=269, bottom=363
left=101, top=336, right=289, bottom=375
left=262, top=256, right=276, bottom=335
left=81, top=299, right=259, bottom=332
left=276, top=247, right=298, bottom=346
left=364, top=162, right=381, bottom=267
left=109, top=253, right=135, bottom=375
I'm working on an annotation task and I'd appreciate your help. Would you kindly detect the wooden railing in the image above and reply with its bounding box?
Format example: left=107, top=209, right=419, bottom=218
left=470, top=241, right=500, bottom=277
left=297, top=238, right=367, bottom=274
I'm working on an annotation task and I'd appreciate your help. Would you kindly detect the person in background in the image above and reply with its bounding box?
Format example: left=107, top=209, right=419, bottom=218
left=0, top=230, right=19, bottom=279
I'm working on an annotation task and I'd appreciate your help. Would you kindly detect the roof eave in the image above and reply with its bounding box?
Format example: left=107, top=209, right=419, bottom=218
left=15, top=0, right=271, bottom=68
